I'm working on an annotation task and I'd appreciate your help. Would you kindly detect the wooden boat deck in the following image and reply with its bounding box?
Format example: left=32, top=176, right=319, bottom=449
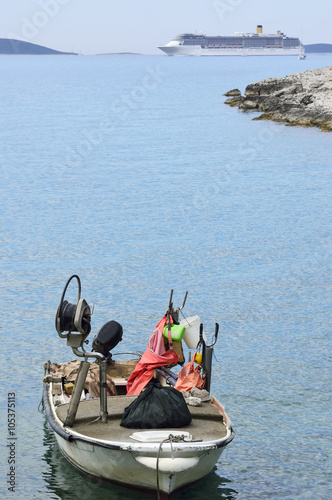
left=55, top=395, right=227, bottom=442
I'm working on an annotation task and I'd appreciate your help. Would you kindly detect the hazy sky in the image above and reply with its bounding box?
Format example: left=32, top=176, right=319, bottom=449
left=1, top=0, right=331, bottom=55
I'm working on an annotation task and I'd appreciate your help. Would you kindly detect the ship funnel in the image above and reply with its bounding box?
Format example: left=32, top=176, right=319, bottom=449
left=277, top=30, right=281, bottom=36
left=257, top=25, right=263, bottom=34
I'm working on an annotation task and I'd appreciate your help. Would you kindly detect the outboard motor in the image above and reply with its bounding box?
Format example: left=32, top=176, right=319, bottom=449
left=92, top=320, right=123, bottom=359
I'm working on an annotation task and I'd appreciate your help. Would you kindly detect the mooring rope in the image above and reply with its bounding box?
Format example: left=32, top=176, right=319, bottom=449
left=156, top=434, right=190, bottom=500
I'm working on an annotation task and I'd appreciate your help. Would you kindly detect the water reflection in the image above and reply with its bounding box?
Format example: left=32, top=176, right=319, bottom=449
left=42, top=418, right=237, bottom=500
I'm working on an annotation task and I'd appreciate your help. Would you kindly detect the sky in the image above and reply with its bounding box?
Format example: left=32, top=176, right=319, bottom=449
left=0, top=0, right=331, bottom=55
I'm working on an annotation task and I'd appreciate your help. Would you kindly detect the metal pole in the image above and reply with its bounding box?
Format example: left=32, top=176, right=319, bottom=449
left=202, top=345, right=214, bottom=393
left=64, top=360, right=90, bottom=427
left=71, top=348, right=109, bottom=425
left=99, top=358, right=108, bottom=423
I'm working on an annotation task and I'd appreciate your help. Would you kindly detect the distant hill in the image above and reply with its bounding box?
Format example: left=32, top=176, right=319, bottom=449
left=0, top=38, right=77, bottom=55
left=304, top=43, right=332, bottom=53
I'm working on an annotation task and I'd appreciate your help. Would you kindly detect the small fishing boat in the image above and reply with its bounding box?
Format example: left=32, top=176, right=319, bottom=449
left=42, top=275, right=234, bottom=498
left=298, top=43, right=306, bottom=60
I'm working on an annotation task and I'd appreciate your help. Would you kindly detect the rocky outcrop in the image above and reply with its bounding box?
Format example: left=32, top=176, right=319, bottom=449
left=224, top=88, right=242, bottom=97
left=224, top=67, right=332, bottom=132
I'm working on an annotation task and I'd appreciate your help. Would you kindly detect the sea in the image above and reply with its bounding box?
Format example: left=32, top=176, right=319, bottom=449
left=0, top=53, right=331, bottom=500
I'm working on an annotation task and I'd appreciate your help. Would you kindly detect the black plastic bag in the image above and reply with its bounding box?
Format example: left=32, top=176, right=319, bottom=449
left=120, top=379, right=192, bottom=429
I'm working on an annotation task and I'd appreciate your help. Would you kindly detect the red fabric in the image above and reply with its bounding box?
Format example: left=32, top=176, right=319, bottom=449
left=174, top=351, right=205, bottom=392
left=126, top=316, right=179, bottom=395
left=149, top=318, right=167, bottom=355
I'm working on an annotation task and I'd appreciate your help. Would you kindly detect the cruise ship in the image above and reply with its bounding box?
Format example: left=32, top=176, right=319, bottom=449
left=158, top=25, right=303, bottom=56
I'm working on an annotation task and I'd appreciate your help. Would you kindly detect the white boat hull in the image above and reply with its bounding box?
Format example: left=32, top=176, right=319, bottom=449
left=158, top=45, right=300, bottom=56
left=55, top=433, right=226, bottom=494
left=44, top=381, right=234, bottom=496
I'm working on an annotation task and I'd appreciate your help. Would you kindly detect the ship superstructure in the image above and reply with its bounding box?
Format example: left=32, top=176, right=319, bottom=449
left=158, top=25, right=303, bottom=56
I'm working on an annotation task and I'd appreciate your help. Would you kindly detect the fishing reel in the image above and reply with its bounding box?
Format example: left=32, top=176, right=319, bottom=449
left=55, top=275, right=92, bottom=349
left=55, top=275, right=123, bottom=359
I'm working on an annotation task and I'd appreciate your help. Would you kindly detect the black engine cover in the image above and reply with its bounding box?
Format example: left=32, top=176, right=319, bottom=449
left=92, top=320, right=123, bottom=356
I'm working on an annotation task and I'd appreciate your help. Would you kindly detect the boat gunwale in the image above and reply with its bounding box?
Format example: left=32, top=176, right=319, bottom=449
left=44, top=381, right=234, bottom=452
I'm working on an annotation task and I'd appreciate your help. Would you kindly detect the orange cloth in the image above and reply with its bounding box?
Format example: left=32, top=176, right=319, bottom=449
left=174, top=351, right=205, bottom=392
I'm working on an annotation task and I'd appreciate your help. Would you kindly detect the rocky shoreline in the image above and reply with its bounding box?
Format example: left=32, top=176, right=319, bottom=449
left=224, top=66, right=332, bottom=132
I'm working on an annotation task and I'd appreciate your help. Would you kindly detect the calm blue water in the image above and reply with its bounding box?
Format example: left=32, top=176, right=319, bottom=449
left=0, top=54, right=331, bottom=499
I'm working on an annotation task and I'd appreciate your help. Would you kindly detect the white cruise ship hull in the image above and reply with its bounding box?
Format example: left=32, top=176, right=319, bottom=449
left=158, top=27, right=303, bottom=57
left=158, top=45, right=300, bottom=57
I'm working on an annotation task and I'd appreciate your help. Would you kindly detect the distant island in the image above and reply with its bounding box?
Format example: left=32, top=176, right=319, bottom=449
left=304, top=43, right=332, bottom=53
left=0, top=38, right=77, bottom=55
left=97, top=52, right=142, bottom=56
